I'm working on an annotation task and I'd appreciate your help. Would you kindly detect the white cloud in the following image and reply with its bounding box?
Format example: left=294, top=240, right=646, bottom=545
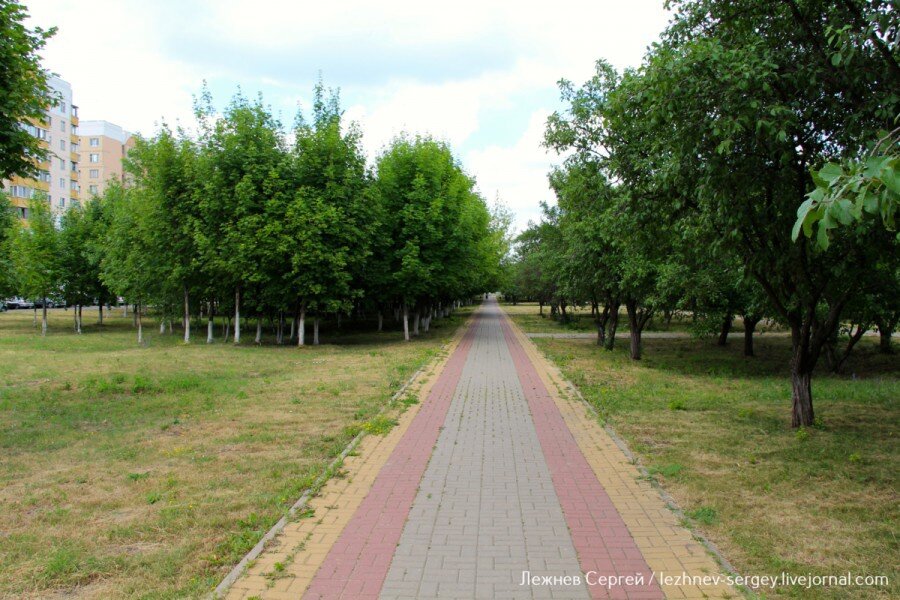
left=467, top=110, right=555, bottom=233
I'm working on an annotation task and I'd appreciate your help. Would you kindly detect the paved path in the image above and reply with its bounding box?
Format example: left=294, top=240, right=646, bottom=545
left=224, top=299, right=735, bottom=600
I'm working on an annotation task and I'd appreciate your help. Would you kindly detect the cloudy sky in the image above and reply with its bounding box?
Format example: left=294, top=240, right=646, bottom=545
left=26, top=0, right=670, bottom=230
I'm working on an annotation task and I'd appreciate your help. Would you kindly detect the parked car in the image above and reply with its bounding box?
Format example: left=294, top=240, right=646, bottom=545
left=5, top=297, right=33, bottom=310
left=0, top=301, right=7, bottom=312
left=32, top=298, right=56, bottom=309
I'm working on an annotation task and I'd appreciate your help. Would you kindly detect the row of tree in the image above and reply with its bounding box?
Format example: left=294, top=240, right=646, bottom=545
left=503, top=0, right=899, bottom=427
left=1, top=84, right=509, bottom=345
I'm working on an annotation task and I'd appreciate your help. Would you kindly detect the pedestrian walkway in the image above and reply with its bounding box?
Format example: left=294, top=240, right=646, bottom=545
left=223, top=299, right=736, bottom=599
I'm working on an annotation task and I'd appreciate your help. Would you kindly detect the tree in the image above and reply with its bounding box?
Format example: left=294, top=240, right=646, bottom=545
left=0, top=192, right=17, bottom=297
left=371, top=135, right=493, bottom=340
left=10, top=195, right=58, bottom=335
left=58, top=205, right=99, bottom=333
left=194, top=91, right=287, bottom=345
left=126, top=127, right=200, bottom=342
left=0, top=0, right=57, bottom=179
left=100, top=182, right=159, bottom=344
left=621, top=0, right=899, bottom=425
left=278, top=83, right=371, bottom=345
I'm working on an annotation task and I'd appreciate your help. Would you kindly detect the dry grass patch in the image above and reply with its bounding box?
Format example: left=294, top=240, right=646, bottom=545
left=0, top=307, right=467, bottom=598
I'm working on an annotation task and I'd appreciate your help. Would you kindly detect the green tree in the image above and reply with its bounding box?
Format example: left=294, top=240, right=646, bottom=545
left=10, top=195, right=59, bottom=335
left=0, top=192, right=17, bottom=297
left=279, top=83, right=371, bottom=345
left=194, top=91, right=286, bottom=345
left=0, top=0, right=57, bottom=179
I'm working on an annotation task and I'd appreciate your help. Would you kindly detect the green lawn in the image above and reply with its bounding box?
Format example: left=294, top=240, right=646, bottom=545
left=0, top=307, right=467, bottom=599
left=505, top=305, right=899, bottom=599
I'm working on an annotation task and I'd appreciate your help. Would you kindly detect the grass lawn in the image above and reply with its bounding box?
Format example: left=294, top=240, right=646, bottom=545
left=505, top=305, right=899, bottom=599
left=0, top=306, right=468, bottom=599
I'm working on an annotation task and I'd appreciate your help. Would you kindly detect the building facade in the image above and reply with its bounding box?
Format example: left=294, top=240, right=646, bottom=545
left=77, top=120, right=135, bottom=197
left=2, top=76, right=80, bottom=219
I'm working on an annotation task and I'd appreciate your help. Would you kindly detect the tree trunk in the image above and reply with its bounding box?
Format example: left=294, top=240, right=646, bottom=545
left=233, top=287, right=241, bottom=344
left=539, top=301, right=544, bottom=317
left=717, top=314, right=733, bottom=346
left=160, top=320, right=166, bottom=334
left=33, top=306, right=37, bottom=327
left=790, top=323, right=815, bottom=427
left=313, top=317, right=320, bottom=346
left=298, top=304, right=306, bottom=347
left=255, top=319, right=262, bottom=345
left=790, top=368, right=814, bottom=427
left=41, top=298, right=47, bottom=336
left=377, top=311, right=383, bottom=332
left=403, top=302, right=410, bottom=342
left=743, top=317, right=760, bottom=357
left=137, top=304, right=143, bottom=345
left=413, top=311, right=420, bottom=336
left=625, top=299, right=650, bottom=360
left=337, top=313, right=342, bottom=329
left=289, top=312, right=296, bottom=343
left=73, top=305, right=79, bottom=333
left=183, top=286, right=190, bottom=343
left=98, top=303, right=103, bottom=325
left=77, top=305, right=82, bottom=334
left=207, top=303, right=214, bottom=344
left=604, top=305, right=620, bottom=351
left=223, top=317, right=230, bottom=343
left=123, top=303, right=127, bottom=318
left=133, top=305, right=138, bottom=327
left=877, top=318, right=894, bottom=354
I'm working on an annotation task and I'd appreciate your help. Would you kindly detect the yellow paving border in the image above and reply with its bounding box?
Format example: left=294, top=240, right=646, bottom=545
left=503, top=309, right=740, bottom=600
left=223, top=315, right=474, bottom=600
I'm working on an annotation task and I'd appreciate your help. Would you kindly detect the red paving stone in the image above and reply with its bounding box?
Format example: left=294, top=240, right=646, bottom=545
left=302, top=317, right=479, bottom=600
left=499, top=314, right=665, bottom=600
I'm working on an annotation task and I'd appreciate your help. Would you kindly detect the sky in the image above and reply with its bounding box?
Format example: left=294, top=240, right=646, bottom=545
left=25, top=0, right=671, bottom=231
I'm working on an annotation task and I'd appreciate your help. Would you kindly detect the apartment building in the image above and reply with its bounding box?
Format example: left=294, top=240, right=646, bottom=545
left=2, top=76, right=81, bottom=219
left=78, top=120, right=135, bottom=197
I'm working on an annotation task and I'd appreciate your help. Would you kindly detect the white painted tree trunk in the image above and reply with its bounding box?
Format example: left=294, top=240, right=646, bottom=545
left=183, top=287, right=190, bottom=343
left=207, top=313, right=214, bottom=344
left=123, top=303, right=127, bottom=317
left=298, top=305, right=306, bottom=346
left=313, top=317, right=319, bottom=346
left=255, top=320, right=262, bottom=344
left=289, top=314, right=295, bottom=342
left=77, top=305, right=82, bottom=334
left=137, top=304, right=143, bottom=345
left=234, top=288, right=241, bottom=344
left=402, top=303, right=410, bottom=341
left=41, top=300, right=47, bottom=336
left=159, top=320, right=166, bottom=334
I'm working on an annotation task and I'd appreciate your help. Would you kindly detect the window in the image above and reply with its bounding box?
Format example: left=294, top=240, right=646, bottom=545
left=38, top=170, right=51, bottom=183
left=59, top=157, right=65, bottom=169
left=89, top=169, right=99, bottom=178
left=71, top=161, right=77, bottom=172
left=58, top=197, right=65, bottom=208
left=59, top=177, right=66, bottom=189
left=89, top=153, right=99, bottom=163
left=59, top=101, right=66, bottom=114
left=70, top=180, right=79, bottom=191
left=59, top=139, right=66, bottom=151
left=89, top=184, right=98, bottom=194
left=47, top=116, right=52, bottom=127
left=8, top=185, right=34, bottom=198
left=59, top=120, right=65, bottom=132
left=90, top=138, right=100, bottom=147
